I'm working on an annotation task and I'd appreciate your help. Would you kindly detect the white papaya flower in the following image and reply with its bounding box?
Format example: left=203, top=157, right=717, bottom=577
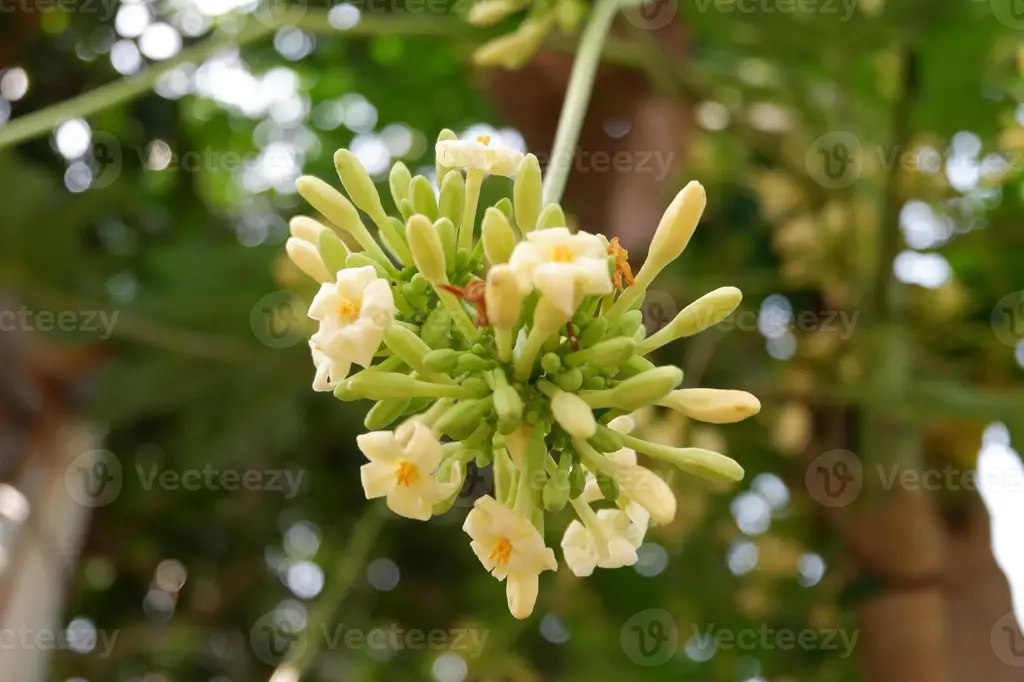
left=509, top=227, right=613, bottom=316
left=436, top=134, right=524, bottom=177
left=358, top=421, right=459, bottom=521
left=561, top=507, right=642, bottom=577
left=308, top=266, right=395, bottom=370
left=463, top=495, right=557, bottom=619
left=309, top=338, right=349, bottom=393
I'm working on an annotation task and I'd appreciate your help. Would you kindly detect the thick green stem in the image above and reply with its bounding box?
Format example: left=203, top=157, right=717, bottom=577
left=541, top=0, right=621, bottom=205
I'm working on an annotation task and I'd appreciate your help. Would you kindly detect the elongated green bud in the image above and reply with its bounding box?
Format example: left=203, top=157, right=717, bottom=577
left=364, top=397, right=411, bottom=430
left=540, top=353, right=561, bottom=374
left=577, top=317, right=609, bottom=348
left=340, top=372, right=467, bottom=400
left=579, top=366, right=682, bottom=411
left=620, top=432, right=744, bottom=483
left=295, top=176, right=390, bottom=264
left=411, top=175, right=439, bottom=221
left=316, top=227, right=350, bottom=274
left=468, top=0, right=524, bottom=25
left=436, top=128, right=458, bottom=181
left=596, top=471, right=620, bottom=501
left=377, top=217, right=412, bottom=265
left=658, top=388, right=761, bottom=424
left=457, top=354, right=492, bottom=372
left=438, top=170, right=465, bottom=226
left=513, top=154, right=542, bottom=233
left=424, top=348, right=461, bottom=372
left=383, top=325, right=434, bottom=374
left=285, top=237, right=331, bottom=282
left=485, top=265, right=522, bottom=329
left=554, top=367, right=583, bottom=392
left=398, top=198, right=415, bottom=220
left=421, top=307, right=452, bottom=348
left=615, top=310, right=644, bottom=337
left=473, top=15, right=553, bottom=69
left=568, top=459, right=586, bottom=499
left=333, top=149, right=387, bottom=220
left=345, top=252, right=390, bottom=280
left=542, top=462, right=570, bottom=511
left=551, top=390, right=596, bottom=439
left=482, top=207, right=516, bottom=265
left=407, top=214, right=448, bottom=284
left=434, top=217, right=457, bottom=267
left=563, top=337, right=634, bottom=369
left=646, top=180, right=705, bottom=271
left=494, top=197, right=514, bottom=225
left=620, top=355, right=656, bottom=377
left=434, top=397, right=494, bottom=440
left=640, top=287, right=742, bottom=354
left=494, top=383, right=525, bottom=435
left=536, top=203, right=566, bottom=229
left=389, top=162, right=412, bottom=209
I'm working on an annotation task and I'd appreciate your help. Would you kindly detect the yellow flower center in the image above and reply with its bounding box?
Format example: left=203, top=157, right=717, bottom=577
left=476, top=135, right=491, bottom=146
left=336, top=298, right=360, bottom=321
left=489, top=537, right=512, bottom=565
left=395, top=461, right=418, bottom=487
left=552, top=245, right=575, bottom=263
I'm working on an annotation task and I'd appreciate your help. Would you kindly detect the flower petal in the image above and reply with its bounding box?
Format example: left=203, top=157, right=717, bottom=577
left=357, top=431, right=403, bottom=462
left=506, top=572, right=539, bottom=619
left=360, top=461, right=394, bottom=499
left=386, top=488, right=432, bottom=521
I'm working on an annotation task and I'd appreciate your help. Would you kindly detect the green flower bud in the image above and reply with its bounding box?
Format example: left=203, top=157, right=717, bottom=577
left=424, top=348, right=461, bottom=372
left=457, top=354, right=492, bottom=372
left=540, top=353, right=562, bottom=374
left=616, top=309, right=644, bottom=337
left=438, top=170, right=465, bottom=226
left=421, top=307, right=452, bottom=348
left=340, top=372, right=467, bottom=400
left=494, top=383, right=525, bottom=435
left=640, top=287, right=743, bottom=354
left=620, top=431, right=744, bottom=483
left=568, top=459, right=586, bottom=499
left=596, top=471, right=620, bottom=501
left=434, top=217, right=457, bottom=267
left=473, top=15, right=553, bottom=70
left=285, top=237, right=331, bottom=283
left=580, top=366, right=683, bottom=411
left=563, top=337, right=635, bottom=369
left=383, top=325, right=434, bottom=374
left=554, top=367, right=583, bottom=392
left=316, top=225, right=350, bottom=274
left=334, top=149, right=387, bottom=220
left=577, top=317, right=609, bottom=348
left=658, top=388, right=761, bottom=424
left=583, top=376, right=606, bottom=389
left=485, top=265, right=522, bottom=329
left=482, top=207, right=516, bottom=265
left=345, top=252, right=390, bottom=280
left=411, top=175, right=439, bottom=221
left=620, top=355, right=656, bottom=377
left=542, top=470, right=570, bottom=511
left=389, top=162, right=412, bottom=209
left=378, top=217, right=412, bottom=266
left=398, top=198, right=415, bottom=221
left=461, top=376, right=490, bottom=398
left=550, top=390, right=597, bottom=439
left=436, top=128, right=458, bottom=181
left=536, top=203, right=566, bottom=229
left=364, top=397, right=411, bottom=430
left=295, top=175, right=390, bottom=265
left=434, top=397, right=494, bottom=440
left=468, top=0, right=525, bottom=25
left=513, top=153, right=542, bottom=233
left=494, top=197, right=515, bottom=225
left=556, top=0, right=586, bottom=32
left=407, top=214, right=448, bottom=284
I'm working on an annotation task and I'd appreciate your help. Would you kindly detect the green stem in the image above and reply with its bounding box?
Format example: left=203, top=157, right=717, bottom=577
left=459, top=169, right=484, bottom=251
left=541, top=0, right=621, bottom=205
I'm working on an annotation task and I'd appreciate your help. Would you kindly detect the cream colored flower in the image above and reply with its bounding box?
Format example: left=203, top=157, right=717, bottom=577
left=580, top=446, right=652, bottom=546
left=309, top=338, right=349, bottom=393
left=358, top=421, right=459, bottom=521
left=509, top=227, right=613, bottom=316
left=463, top=495, right=557, bottom=619
left=435, top=134, right=525, bottom=177
left=561, top=508, right=643, bottom=577
left=308, top=266, right=395, bottom=369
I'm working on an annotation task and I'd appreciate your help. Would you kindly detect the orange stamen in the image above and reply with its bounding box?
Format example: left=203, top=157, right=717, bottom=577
left=608, top=238, right=635, bottom=291
left=552, top=245, right=575, bottom=263
left=489, top=537, right=512, bottom=565
left=395, top=461, right=418, bottom=487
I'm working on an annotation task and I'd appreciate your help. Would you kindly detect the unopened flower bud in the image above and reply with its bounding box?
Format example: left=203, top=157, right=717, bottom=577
left=434, top=217, right=457, bottom=266
left=513, top=154, right=542, bottom=233
left=340, top=371, right=466, bottom=400
left=640, top=287, right=742, bottom=354
left=411, top=175, right=439, bottom=221
left=580, top=366, right=683, bottom=411
left=383, top=325, right=434, bottom=374
left=646, top=180, right=706, bottom=271
left=616, top=465, right=676, bottom=525
left=317, top=226, right=350, bottom=273
left=438, top=170, right=465, bottom=226
left=286, top=237, right=331, bottom=283
left=334, top=149, right=387, bottom=221
left=482, top=207, right=516, bottom=265
left=295, top=175, right=389, bottom=265
left=345, top=253, right=389, bottom=280
left=289, top=215, right=327, bottom=243
left=494, top=383, right=525, bottom=434
left=389, top=162, right=412, bottom=209
left=485, top=265, right=522, bottom=329
left=468, top=0, right=524, bottom=25
left=407, top=214, right=448, bottom=284
left=564, top=337, right=634, bottom=369
left=424, top=348, right=461, bottom=372
left=596, top=471, right=619, bottom=501
left=537, top=203, right=566, bottom=229
left=588, top=425, right=623, bottom=453
left=542, top=470, right=570, bottom=511
left=659, top=388, right=761, bottom=424
left=473, top=15, right=553, bottom=69
left=434, top=397, right=494, bottom=440
left=551, top=390, right=597, bottom=439
left=364, top=397, right=411, bottom=430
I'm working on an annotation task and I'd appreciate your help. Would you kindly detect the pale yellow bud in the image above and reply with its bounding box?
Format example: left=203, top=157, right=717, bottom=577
left=551, top=391, right=596, bottom=439
left=289, top=215, right=327, bottom=243
left=658, top=388, right=761, bottom=424
left=473, top=16, right=553, bottom=70
left=646, top=180, right=706, bottom=270
left=513, top=154, right=542, bottom=233
left=640, top=286, right=742, bottom=354
left=407, top=214, right=448, bottom=284
left=482, top=207, right=516, bottom=264
left=485, top=265, right=522, bottom=329
left=286, top=237, right=331, bottom=283
left=468, top=0, right=524, bottom=26
left=295, top=175, right=389, bottom=264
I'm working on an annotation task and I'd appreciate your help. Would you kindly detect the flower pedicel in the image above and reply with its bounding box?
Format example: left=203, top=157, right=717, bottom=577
left=286, top=131, right=760, bottom=619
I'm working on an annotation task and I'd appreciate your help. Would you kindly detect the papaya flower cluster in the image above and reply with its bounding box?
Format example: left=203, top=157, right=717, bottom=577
left=285, top=131, right=760, bottom=619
